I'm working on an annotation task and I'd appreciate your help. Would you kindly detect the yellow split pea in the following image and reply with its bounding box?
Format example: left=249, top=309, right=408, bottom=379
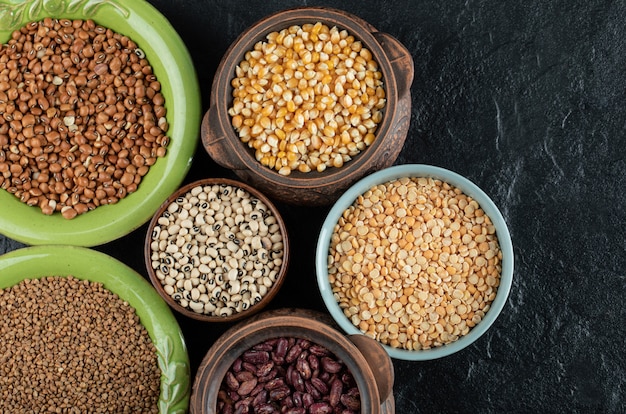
left=327, top=177, right=502, bottom=351
left=228, top=22, right=386, bottom=176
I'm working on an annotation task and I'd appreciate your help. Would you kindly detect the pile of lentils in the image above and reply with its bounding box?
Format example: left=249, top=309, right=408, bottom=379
left=149, top=183, right=285, bottom=317
left=0, top=18, right=170, bottom=219
left=217, top=337, right=361, bottom=414
left=229, top=22, right=386, bottom=175
left=327, top=177, right=503, bottom=351
left=0, top=276, right=161, bottom=413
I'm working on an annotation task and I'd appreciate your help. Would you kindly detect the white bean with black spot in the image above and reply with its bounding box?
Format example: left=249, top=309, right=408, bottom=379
left=150, top=184, right=284, bottom=316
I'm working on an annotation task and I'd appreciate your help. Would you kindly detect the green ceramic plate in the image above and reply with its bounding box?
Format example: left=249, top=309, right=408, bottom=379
left=0, top=0, right=201, bottom=246
left=0, top=245, right=190, bottom=413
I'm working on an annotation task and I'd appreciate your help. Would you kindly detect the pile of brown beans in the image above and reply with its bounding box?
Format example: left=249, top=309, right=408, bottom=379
left=0, top=18, right=169, bottom=219
left=0, top=276, right=161, bottom=413
left=217, top=337, right=360, bottom=414
left=229, top=22, right=386, bottom=176
left=328, top=177, right=502, bottom=351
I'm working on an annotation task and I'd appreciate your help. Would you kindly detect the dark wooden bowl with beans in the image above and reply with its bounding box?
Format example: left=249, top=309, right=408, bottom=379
left=190, top=308, right=396, bottom=414
left=202, top=7, right=414, bottom=206
left=144, top=177, right=290, bottom=322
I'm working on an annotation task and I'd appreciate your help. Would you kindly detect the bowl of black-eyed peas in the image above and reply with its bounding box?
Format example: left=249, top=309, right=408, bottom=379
left=144, top=177, right=290, bottom=322
left=316, top=164, right=514, bottom=361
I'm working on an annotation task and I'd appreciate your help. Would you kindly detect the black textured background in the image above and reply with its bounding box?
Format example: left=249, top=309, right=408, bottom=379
left=2, top=1, right=625, bottom=413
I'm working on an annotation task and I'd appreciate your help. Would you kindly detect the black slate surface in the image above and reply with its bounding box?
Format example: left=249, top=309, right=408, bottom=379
left=1, top=1, right=625, bottom=413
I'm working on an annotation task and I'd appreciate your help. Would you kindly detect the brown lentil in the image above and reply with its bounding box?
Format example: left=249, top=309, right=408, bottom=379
left=229, top=22, right=386, bottom=176
left=0, top=276, right=161, bottom=413
left=149, top=183, right=285, bottom=317
left=217, top=337, right=360, bottom=413
left=327, top=177, right=503, bottom=351
left=0, top=19, right=170, bottom=218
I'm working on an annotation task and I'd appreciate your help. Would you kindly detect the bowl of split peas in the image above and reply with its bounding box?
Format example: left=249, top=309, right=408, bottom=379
left=316, top=164, right=514, bottom=361
left=144, top=177, right=290, bottom=323
left=202, top=7, right=414, bottom=206
left=0, top=0, right=201, bottom=246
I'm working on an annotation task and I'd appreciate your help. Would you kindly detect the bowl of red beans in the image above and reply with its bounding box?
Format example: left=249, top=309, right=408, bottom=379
left=316, top=164, right=515, bottom=361
left=190, top=308, right=396, bottom=414
left=202, top=7, right=414, bottom=206
left=0, top=0, right=201, bottom=246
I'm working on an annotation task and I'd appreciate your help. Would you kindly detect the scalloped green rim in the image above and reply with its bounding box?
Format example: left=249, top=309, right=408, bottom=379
left=0, top=0, right=201, bottom=246
left=0, top=245, right=190, bottom=413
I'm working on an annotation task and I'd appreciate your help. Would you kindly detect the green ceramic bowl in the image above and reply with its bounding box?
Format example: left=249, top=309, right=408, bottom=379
left=0, top=0, right=201, bottom=246
left=0, top=245, right=190, bottom=413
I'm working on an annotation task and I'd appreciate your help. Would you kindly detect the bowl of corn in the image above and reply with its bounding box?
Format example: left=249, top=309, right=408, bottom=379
left=202, top=6, right=413, bottom=206
left=0, top=0, right=201, bottom=246
left=316, top=164, right=514, bottom=361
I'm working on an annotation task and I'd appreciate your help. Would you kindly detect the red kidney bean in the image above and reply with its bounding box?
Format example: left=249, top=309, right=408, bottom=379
left=236, top=370, right=255, bottom=382
left=296, top=357, right=312, bottom=379
left=225, top=372, right=239, bottom=390
left=310, top=377, right=329, bottom=395
left=256, top=361, right=275, bottom=377
left=217, top=337, right=361, bottom=414
left=285, top=343, right=302, bottom=364
left=264, top=378, right=286, bottom=391
left=237, top=379, right=257, bottom=396
left=340, top=390, right=361, bottom=411
left=329, top=377, right=343, bottom=406
left=309, top=344, right=330, bottom=357
left=251, top=389, right=268, bottom=407
left=301, top=392, right=314, bottom=408
left=269, top=385, right=291, bottom=401
left=243, top=350, right=270, bottom=365
left=285, top=408, right=306, bottom=414
left=292, top=391, right=303, bottom=407
left=273, top=337, right=289, bottom=363
left=309, top=402, right=333, bottom=414
left=291, top=370, right=305, bottom=393
left=308, top=354, right=320, bottom=372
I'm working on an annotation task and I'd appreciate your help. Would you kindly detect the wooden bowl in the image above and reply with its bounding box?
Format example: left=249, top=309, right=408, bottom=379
left=190, top=308, right=396, bottom=414
left=202, top=7, right=414, bottom=206
left=144, top=178, right=290, bottom=323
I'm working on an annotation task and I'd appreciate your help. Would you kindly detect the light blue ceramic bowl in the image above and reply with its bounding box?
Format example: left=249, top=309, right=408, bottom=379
left=316, top=164, right=514, bottom=361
